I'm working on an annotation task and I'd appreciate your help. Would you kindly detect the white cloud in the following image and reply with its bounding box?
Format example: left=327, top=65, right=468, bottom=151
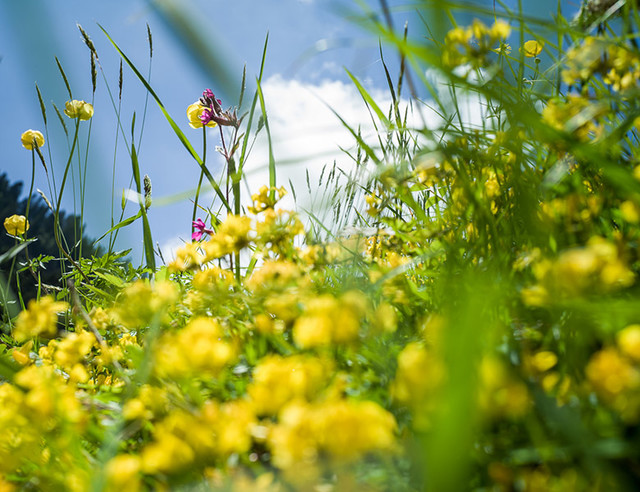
left=241, top=75, right=397, bottom=222
left=161, top=71, right=487, bottom=258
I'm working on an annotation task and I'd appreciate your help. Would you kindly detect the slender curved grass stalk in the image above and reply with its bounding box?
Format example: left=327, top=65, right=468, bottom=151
left=53, top=121, right=89, bottom=283
left=191, top=128, right=207, bottom=239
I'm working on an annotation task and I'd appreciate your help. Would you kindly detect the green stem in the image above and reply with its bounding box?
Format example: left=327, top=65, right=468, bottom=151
left=25, top=152, right=36, bottom=222
left=79, top=96, right=95, bottom=259
left=191, top=127, right=207, bottom=240
left=55, top=121, right=90, bottom=283
left=13, top=258, right=25, bottom=311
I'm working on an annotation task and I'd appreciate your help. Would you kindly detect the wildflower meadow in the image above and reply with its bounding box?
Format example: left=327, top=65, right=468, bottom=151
left=3, top=0, right=640, bottom=490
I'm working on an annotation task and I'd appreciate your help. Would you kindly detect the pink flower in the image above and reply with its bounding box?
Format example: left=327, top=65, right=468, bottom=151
left=197, top=89, right=238, bottom=128
left=192, top=218, right=214, bottom=241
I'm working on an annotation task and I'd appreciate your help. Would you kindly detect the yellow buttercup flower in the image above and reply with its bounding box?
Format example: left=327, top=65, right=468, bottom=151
left=64, top=100, right=94, bottom=120
left=187, top=102, right=217, bottom=129
left=618, top=325, right=640, bottom=361
left=20, top=129, right=44, bottom=150
left=4, top=214, right=29, bottom=236
left=13, top=296, right=69, bottom=342
left=106, top=454, right=141, bottom=492
left=522, top=39, right=544, bottom=58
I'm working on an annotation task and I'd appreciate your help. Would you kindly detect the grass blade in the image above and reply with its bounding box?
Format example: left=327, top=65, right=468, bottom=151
left=98, top=24, right=231, bottom=212
left=255, top=77, right=276, bottom=195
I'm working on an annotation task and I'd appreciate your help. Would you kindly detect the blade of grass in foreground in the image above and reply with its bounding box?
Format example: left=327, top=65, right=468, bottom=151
left=345, top=68, right=391, bottom=128
left=255, top=78, right=277, bottom=199
left=98, top=24, right=231, bottom=213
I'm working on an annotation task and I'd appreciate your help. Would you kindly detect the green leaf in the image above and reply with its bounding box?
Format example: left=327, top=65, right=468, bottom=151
left=94, top=210, right=143, bottom=244
left=0, top=239, right=37, bottom=265
left=256, top=77, right=276, bottom=197
left=93, top=271, right=126, bottom=288
left=345, top=68, right=391, bottom=128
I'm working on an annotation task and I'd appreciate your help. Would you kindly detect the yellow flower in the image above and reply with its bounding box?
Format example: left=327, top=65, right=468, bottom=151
left=13, top=296, right=68, bottom=342
left=620, top=200, right=640, bottom=223
left=391, top=342, right=444, bottom=409
left=187, top=102, right=217, bottom=129
left=248, top=354, right=332, bottom=416
left=586, top=348, right=640, bottom=421
left=529, top=351, right=558, bottom=373
left=105, top=454, right=141, bottom=492
left=154, top=317, right=235, bottom=379
left=268, top=398, right=397, bottom=469
left=522, top=39, right=543, bottom=58
left=4, top=215, right=29, bottom=236
left=20, top=129, right=44, bottom=150
left=490, top=19, right=511, bottom=40
left=479, top=356, right=530, bottom=419
left=64, top=100, right=94, bottom=120
left=141, top=431, right=195, bottom=474
left=291, top=291, right=367, bottom=349
left=618, top=325, right=640, bottom=362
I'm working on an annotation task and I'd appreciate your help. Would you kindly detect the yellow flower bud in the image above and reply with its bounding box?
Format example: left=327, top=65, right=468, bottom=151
left=64, top=100, right=94, bottom=120
left=4, top=214, right=29, bottom=236
left=20, top=129, right=45, bottom=150
left=187, top=102, right=217, bottom=129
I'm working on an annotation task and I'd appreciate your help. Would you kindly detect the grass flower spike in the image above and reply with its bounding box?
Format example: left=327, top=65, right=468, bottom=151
left=20, top=129, right=44, bottom=150
left=3, top=214, right=29, bottom=236
left=64, top=99, right=94, bottom=120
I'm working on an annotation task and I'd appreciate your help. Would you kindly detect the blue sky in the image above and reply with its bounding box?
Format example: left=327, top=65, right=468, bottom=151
left=0, top=0, right=577, bottom=262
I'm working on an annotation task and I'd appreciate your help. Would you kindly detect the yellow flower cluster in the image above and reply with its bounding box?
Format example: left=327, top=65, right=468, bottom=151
left=49, top=330, right=96, bottom=383
left=478, top=356, right=530, bottom=419
left=248, top=354, right=333, bottom=415
left=0, top=365, right=87, bottom=490
left=13, top=296, right=68, bottom=342
left=9, top=15, right=640, bottom=490
left=561, top=36, right=640, bottom=93
left=268, top=398, right=397, bottom=469
left=542, top=94, right=606, bottom=142
left=293, top=291, right=368, bottom=348
left=155, top=317, right=236, bottom=379
left=561, top=37, right=608, bottom=86
left=442, top=19, right=511, bottom=70
left=169, top=214, right=254, bottom=270
left=391, top=341, right=444, bottom=429
left=114, top=279, right=179, bottom=328
left=584, top=325, right=640, bottom=422
left=522, top=237, right=634, bottom=306
left=140, top=400, right=255, bottom=475
left=603, top=43, right=640, bottom=92
left=248, top=184, right=288, bottom=214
